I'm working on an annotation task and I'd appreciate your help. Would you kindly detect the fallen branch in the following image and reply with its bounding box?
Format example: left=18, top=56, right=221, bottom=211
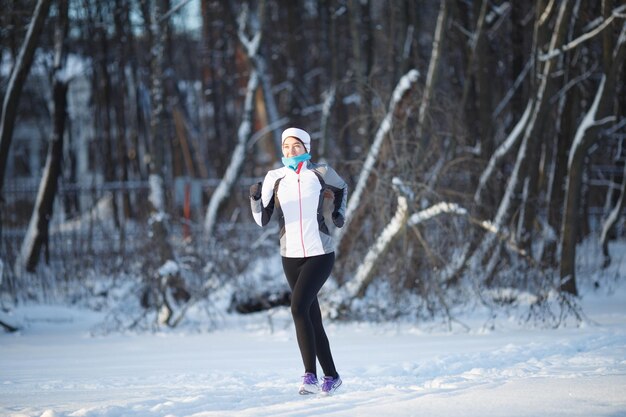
left=334, top=69, right=420, bottom=250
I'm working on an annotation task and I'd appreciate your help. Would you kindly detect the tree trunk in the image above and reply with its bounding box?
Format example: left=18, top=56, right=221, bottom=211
left=459, top=0, right=489, bottom=152
left=600, top=158, right=626, bottom=268
left=113, top=0, right=133, bottom=221
left=543, top=58, right=578, bottom=266
left=204, top=4, right=263, bottom=236
left=16, top=0, right=69, bottom=274
left=146, top=0, right=175, bottom=263
left=468, top=0, right=574, bottom=275
left=416, top=0, right=448, bottom=147
left=0, top=0, right=52, bottom=197
left=348, top=0, right=368, bottom=146
left=560, top=22, right=626, bottom=295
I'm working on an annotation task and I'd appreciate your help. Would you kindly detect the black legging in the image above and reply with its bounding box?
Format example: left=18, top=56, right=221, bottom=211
left=282, top=252, right=338, bottom=378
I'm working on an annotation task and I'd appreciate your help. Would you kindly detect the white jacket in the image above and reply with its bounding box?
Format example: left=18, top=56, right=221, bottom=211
left=251, top=161, right=347, bottom=258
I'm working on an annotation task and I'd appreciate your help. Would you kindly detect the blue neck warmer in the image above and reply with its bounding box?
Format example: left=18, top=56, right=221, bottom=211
left=282, top=153, right=311, bottom=170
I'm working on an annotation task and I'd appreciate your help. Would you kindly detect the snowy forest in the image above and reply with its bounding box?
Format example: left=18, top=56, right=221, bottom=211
left=1, top=0, right=625, bottom=333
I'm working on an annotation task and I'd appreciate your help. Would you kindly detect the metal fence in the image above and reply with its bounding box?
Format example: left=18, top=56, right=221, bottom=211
left=1, top=177, right=261, bottom=267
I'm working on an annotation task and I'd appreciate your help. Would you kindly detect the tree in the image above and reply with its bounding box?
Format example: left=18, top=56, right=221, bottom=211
left=15, top=0, right=69, bottom=274
left=560, top=20, right=626, bottom=295
left=203, top=3, right=262, bottom=237
left=0, top=0, right=52, bottom=202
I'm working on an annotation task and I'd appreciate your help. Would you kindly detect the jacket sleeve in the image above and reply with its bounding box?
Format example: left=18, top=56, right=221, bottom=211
left=324, top=166, right=348, bottom=218
left=251, top=170, right=279, bottom=227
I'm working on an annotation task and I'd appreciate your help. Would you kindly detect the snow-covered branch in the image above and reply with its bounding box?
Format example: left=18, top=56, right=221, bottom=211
left=319, top=84, right=337, bottom=160
left=493, top=57, right=533, bottom=119
left=343, top=178, right=411, bottom=300
left=334, top=69, right=420, bottom=249
left=417, top=0, right=447, bottom=137
left=408, top=202, right=467, bottom=227
left=235, top=5, right=282, bottom=153
left=539, top=5, right=626, bottom=61
left=159, top=0, right=195, bottom=23
left=237, top=4, right=261, bottom=57
left=475, top=100, right=533, bottom=205
left=204, top=70, right=259, bottom=236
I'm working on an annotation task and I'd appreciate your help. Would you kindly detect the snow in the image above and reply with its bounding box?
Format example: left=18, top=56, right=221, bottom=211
left=1, top=274, right=625, bottom=417
left=148, top=175, right=166, bottom=214
left=2, top=240, right=626, bottom=417
left=158, top=260, right=180, bottom=277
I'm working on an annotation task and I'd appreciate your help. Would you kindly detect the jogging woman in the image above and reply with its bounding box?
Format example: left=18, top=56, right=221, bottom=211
left=250, top=127, right=347, bottom=395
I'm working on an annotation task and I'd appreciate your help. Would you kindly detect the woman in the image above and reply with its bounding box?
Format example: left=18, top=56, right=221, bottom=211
left=250, top=127, right=347, bottom=395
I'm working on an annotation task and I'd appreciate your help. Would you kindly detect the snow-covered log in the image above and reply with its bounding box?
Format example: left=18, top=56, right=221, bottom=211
left=407, top=202, right=467, bottom=227
left=204, top=70, right=259, bottom=235
left=343, top=178, right=411, bottom=300
left=334, top=69, right=420, bottom=249
left=344, top=178, right=470, bottom=300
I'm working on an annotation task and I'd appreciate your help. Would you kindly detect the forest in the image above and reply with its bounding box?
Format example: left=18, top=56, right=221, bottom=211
left=0, top=0, right=625, bottom=332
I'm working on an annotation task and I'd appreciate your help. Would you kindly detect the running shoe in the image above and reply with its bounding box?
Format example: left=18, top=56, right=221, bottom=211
left=299, top=372, right=319, bottom=395
left=321, top=375, right=342, bottom=395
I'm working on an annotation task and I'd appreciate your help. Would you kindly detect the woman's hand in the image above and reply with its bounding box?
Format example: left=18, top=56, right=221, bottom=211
left=332, top=212, right=344, bottom=228
left=249, top=182, right=262, bottom=200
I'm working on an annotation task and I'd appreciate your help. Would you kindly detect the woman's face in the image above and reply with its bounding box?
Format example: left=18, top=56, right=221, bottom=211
left=282, top=137, right=306, bottom=158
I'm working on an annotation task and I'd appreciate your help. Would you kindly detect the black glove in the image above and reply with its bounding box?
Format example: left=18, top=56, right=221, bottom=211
left=249, top=182, right=262, bottom=200
left=332, top=212, right=344, bottom=228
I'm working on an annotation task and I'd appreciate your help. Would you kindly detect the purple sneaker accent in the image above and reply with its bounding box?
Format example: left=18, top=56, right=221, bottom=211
left=299, top=372, right=319, bottom=395
left=321, top=375, right=342, bottom=395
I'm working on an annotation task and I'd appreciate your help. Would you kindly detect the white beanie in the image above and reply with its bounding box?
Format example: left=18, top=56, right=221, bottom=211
left=281, top=127, right=311, bottom=153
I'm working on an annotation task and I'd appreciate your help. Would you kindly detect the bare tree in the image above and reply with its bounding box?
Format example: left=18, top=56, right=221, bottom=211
left=560, top=20, right=626, bottom=295
left=15, top=0, right=69, bottom=274
left=203, top=4, right=262, bottom=236
left=144, top=0, right=175, bottom=263
left=0, top=0, right=52, bottom=198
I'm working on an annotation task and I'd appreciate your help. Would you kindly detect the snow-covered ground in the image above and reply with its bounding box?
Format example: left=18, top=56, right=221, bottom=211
left=1, top=285, right=625, bottom=417
left=1, top=243, right=626, bottom=417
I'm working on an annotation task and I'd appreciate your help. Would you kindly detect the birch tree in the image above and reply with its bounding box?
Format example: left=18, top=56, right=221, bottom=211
left=229, top=0, right=282, bottom=153
left=145, top=0, right=175, bottom=264
left=203, top=5, right=261, bottom=236
left=416, top=0, right=448, bottom=144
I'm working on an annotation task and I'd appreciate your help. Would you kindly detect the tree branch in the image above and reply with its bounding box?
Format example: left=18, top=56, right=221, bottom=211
left=539, top=5, right=626, bottom=61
